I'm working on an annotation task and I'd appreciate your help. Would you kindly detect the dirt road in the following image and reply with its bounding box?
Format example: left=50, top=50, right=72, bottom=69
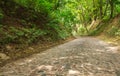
left=0, top=37, right=120, bottom=76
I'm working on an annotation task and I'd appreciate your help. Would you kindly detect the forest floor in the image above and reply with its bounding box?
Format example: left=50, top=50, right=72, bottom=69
left=0, top=37, right=120, bottom=76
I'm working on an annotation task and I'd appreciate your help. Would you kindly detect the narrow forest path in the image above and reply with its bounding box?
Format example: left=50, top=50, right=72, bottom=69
left=0, top=37, right=120, bottom=76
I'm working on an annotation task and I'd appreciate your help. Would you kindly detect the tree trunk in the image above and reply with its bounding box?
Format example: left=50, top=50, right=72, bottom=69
left=103, top=0, right=109, bottom=17
left=93, top=0, right=98, bottom=20
left=109, top=0, right=114, bottom=18
left=99, top=0, right=103, bottom=19
left=54, top=0, right=60, bottom=10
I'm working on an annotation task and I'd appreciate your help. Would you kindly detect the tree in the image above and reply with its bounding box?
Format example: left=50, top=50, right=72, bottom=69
left=103, top=0, right=109, bottom=17
left=109, top=0, right=114, bottom=18
left=99, top=0, right=103, bottom=19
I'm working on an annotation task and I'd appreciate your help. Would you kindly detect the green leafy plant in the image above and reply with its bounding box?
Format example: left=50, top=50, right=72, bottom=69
left=78, top=25, right=87, bottom=35
left=0, top=13, right=3, bottom=19
left=0, top=26, right=47, bottom=45
left=0, top=9, right=4, bottom=23
left=107, top=26, right=120, bottom=36
left=115, top=29, right=120, bottom=36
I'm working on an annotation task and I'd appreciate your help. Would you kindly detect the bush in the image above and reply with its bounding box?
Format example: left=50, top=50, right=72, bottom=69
left=46, top=20, right=69, bottom=40
left=14, top=0, right=53, bottom=13
left=0, top=26, right=47, bottom=45
left=78, top=25, right=87, bottom=35
left=115, top=29, right=120, bottom=36
left=107, top=26, right=120, bottom=36
left=0, top=13, right=3, bottom=19
left=0, top=9, right=4, bottom=23
left=47, top=4, right=77, bottom=39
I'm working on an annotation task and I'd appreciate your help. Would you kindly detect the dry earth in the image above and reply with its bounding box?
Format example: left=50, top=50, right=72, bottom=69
left=0, top=37, right=120, bottom=76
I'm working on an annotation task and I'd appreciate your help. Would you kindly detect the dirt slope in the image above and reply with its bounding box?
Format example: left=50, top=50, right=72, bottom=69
left=98, top=14, right=120, bottom=46
left=104, top=14, right=120, bottom=33
left=0, top=37, right=120, bottom=76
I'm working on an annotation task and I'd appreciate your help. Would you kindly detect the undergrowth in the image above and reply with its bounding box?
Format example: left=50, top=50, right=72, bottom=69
left=0, top=26, right=47, bottom=45
left=88, top=22, right=108, bottom=36
left=107, top=26, right=120, bottom=37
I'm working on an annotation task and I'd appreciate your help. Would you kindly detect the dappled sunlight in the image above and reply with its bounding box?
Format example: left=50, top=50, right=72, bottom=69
left=95, top=46, right=120, bottom=53
left=67, top=70, right=80, bottom=76
left=98, top=41, right=108, bottom=46
left=96, top=49, right=105, bottom=52
left=106, top=46, right=120, bottom=53
left=37, top=65, right=53, bottom=71
left=52, top=56, right=81, bottom=60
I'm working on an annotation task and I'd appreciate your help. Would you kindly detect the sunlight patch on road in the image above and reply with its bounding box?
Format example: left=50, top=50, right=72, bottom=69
left=106, top=46, right=119, bottom=53
left=96, top=49, right=105, bottom=52
left=67, top=70, right=80, bottom=76
left=52, top=56, right=84, bottom=60
left=98, top=41, right=108, bottom=46
left=38, top=65, right=53, bottom=71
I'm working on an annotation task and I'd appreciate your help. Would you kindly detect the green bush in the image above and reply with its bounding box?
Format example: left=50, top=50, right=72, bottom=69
left=115, top=29, right=120, bottom=36
left=107, top=26, right=120, bottom=36
left=0, top=9, right=4, bottom=23
left=46, top=20, right=68, bottom=40
left=12, top=0, right=80, bottom=39
left=0, top=27, right=47, bottom=45
left=47, top=3, right=78, bottom=38
left=78, top=25, right=87, bottom=35
left=14, top=0, right=53, bottom=13
left=0, top=13, right=3, bottom=19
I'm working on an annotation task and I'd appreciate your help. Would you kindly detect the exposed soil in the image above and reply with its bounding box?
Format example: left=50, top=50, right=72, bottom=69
left=0, top=37, right=120, bottom=76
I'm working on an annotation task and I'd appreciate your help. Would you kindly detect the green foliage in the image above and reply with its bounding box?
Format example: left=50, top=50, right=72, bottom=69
left=0, top=26, right=47, bottom=45
left=116, top=5, right=120, bottom=13
left=14, top=0, right=53, bottom=13
left=13, top=0, right=71, bottom=39
left=107, top=26, right=120, bottom=36
left=46, top=23, right=68, bottom=39
left=1, top=0, right=120, bottom=44
left=88, top=23, right=108, bottom=36
left=12, top=0, right=120, bottom=37
left=49, top=0, right=83, bottom=37
left=77, top=25, right=87, bottom=36
left=0, top=12, right=3, bottom=19
left=0, top=8, right=4, bottom=23
left=115, top=30, right=120, bottom=36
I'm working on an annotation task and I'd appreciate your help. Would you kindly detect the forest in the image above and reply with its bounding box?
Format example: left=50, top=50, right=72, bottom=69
left=0, top=0, right=120, bottom=67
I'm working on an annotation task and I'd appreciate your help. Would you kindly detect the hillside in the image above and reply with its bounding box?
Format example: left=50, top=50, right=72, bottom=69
left=98, top=14, right=120, bottom=45
left=104, top=14, right=120, bottom=33
left=0, top=1, right=75, bottom=67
